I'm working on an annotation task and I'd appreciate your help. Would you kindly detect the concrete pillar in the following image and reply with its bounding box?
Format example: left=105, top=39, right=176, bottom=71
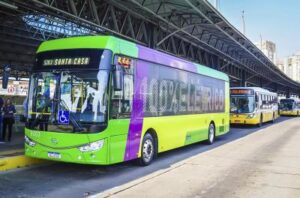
left=286, top=89, right=290, bottom=98
left=259, top=78, right=263, bottom=88
left=240, top=70, right=246, bottom=87
left=273, top=83, right=278, bottom=92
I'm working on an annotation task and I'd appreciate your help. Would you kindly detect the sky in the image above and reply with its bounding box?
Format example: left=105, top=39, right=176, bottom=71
left=209, top=0, right=300, bottom=59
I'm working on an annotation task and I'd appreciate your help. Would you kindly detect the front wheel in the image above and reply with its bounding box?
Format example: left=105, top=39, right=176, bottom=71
left=207, top=123, right=215, bottom=145
left=138, top=133, right=155, bottom=166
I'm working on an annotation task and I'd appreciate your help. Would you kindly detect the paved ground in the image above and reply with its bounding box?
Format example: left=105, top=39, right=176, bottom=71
left=0, top=125, right=24, bottom=161
left=0, top=123, right=25, bottom=153
left=98, top=116, right=300, bottom=198
left=0, top=116, right=298, bottom=198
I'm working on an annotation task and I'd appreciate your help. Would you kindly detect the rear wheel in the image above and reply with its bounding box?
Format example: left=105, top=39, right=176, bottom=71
left=138, top=133, right=155, bottom=166
left=271, top=113, right=275, bottom=123
left=207, top=123, right=215, bottom=145
left=258, top=114, right=263, bottom=127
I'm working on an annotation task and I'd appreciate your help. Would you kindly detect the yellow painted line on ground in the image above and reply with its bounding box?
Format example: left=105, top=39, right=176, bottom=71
left=0, top=149, right=24, bottom=156
left=0, top=155, right=46, bottom=171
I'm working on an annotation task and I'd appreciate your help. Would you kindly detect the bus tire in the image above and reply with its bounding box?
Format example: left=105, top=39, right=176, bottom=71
left=271, top=113, right=275, bottom=123
left=258, top=114, right=263, bottom=127
left=138, top=133, right=155, bottom=166
left=207, top=122, right=215, bottom=145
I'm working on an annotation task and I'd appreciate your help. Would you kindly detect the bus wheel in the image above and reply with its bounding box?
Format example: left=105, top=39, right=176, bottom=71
left=271, top=113, right=275, bottom=123
left=207, top=123, right=215, bottom=145
left=258, top=115, right=263, bottom=127
left=138, top=133, right=155, bottom=166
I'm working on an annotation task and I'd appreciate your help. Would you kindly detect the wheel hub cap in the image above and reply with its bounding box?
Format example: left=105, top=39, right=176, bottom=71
left=143, top=139, right=153, bottom=162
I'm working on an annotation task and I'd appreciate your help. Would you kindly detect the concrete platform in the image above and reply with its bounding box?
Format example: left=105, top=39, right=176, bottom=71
left=94, top=117, right=300, bottom=198
left=0, top=125, right=45, bottom=171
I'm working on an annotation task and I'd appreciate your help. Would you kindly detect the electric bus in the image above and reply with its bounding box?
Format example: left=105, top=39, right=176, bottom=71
left=24, top=36, right=230, bottom=165
left=279, top=98, right=300, bottom=116
left=230, top=87, right=279, bottom=126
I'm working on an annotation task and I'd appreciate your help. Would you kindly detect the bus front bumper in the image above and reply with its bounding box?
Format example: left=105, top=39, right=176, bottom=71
left=280, top=111, right=298, bottom=116
left=25, top=138, right=109, bottom=165
left=230, top=114, right=260, bottom=125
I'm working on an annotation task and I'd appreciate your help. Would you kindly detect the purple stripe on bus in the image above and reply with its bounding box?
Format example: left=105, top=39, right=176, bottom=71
left=124, top=52, right=147, bottom=161
left=124, top=44, right=197, bottom=161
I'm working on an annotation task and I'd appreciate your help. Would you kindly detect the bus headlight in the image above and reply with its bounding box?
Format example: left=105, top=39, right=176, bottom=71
left=78, top=140, right=104, bottom=152
left=247, top=113, right=256, bottom=118
left=25, top=135, right=36, bottom=147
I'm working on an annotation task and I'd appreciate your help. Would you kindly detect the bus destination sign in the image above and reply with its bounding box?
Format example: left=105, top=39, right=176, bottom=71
left=43, top=57, right=90, bottom=66
left=230, top=89, right=254, bottom=95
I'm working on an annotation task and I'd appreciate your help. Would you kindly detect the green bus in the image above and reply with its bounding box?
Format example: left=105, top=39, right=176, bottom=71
left=24, top=36, right=230, bottom=165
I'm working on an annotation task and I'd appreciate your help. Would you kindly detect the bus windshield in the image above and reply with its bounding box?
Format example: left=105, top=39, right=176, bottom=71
left=280, top=99, right=294, bottom=110
left=230, top=96, right=255, bottom=113
left=27, top=70, right=109, bottom=133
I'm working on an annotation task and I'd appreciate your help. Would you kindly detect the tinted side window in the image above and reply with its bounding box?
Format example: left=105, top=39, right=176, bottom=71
left=137, top=60, right=226, bottom=117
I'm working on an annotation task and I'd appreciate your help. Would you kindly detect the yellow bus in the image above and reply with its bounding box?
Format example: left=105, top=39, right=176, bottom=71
left=279, top=98, right=300, bottom=116
left=230, top=87, right=279, bottom=126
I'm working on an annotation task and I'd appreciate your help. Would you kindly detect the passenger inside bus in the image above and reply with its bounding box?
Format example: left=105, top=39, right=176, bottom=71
left=36, top=93, right=50, bottom=131
left=240, top=99, right=250, bottom=113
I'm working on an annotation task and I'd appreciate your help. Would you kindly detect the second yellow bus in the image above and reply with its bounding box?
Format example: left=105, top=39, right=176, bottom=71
left=230, top=87, right=279, bottom=126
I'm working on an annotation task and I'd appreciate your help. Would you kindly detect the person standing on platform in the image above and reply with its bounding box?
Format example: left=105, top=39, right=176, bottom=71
left=0, top=97, right=4, bottom=142
left=2, top=98, right=16, bottom=142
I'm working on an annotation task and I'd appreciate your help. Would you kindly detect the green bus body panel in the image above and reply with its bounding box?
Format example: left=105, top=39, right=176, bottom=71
left=37, top=36, right=139, bottom=58
left=26, top=35, right=230, bottom=165
left=25, top=119, right=131, bottom=165
left=138, top=114, right=229, bottom=154
left=195, top=63, right=229, bottom=82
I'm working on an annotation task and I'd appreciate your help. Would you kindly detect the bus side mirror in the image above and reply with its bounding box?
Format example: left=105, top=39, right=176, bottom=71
left=113, top=65, right=123, bottom=91
left=2, top=65, right=11, bottom=89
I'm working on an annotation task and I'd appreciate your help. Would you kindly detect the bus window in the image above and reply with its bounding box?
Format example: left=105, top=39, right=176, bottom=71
left=111, top=67, right=134, bottom=118
left=230, top=96, right=255, bottom=113
left=280, top=99, right=294, bottom=110
left=260, top=95, right=264, bottom=109
left=261, top=95, right=268, bottom=109
left=255, top=93, right=259, bottom=108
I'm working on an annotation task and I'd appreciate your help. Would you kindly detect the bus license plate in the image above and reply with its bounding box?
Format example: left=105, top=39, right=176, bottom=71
left=234, top=120, right=240, bottom=123
left=48, top=152, right=61, bottom=159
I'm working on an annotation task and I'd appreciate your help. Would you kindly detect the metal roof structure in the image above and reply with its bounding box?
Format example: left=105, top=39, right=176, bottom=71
left=1, top=0, right=300, bottom=96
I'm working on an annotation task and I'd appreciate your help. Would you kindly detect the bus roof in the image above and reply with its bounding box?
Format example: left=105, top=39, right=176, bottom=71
left=231, top=87, right=277, bottom=96
left=37, top=36, right=229, bottom=82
